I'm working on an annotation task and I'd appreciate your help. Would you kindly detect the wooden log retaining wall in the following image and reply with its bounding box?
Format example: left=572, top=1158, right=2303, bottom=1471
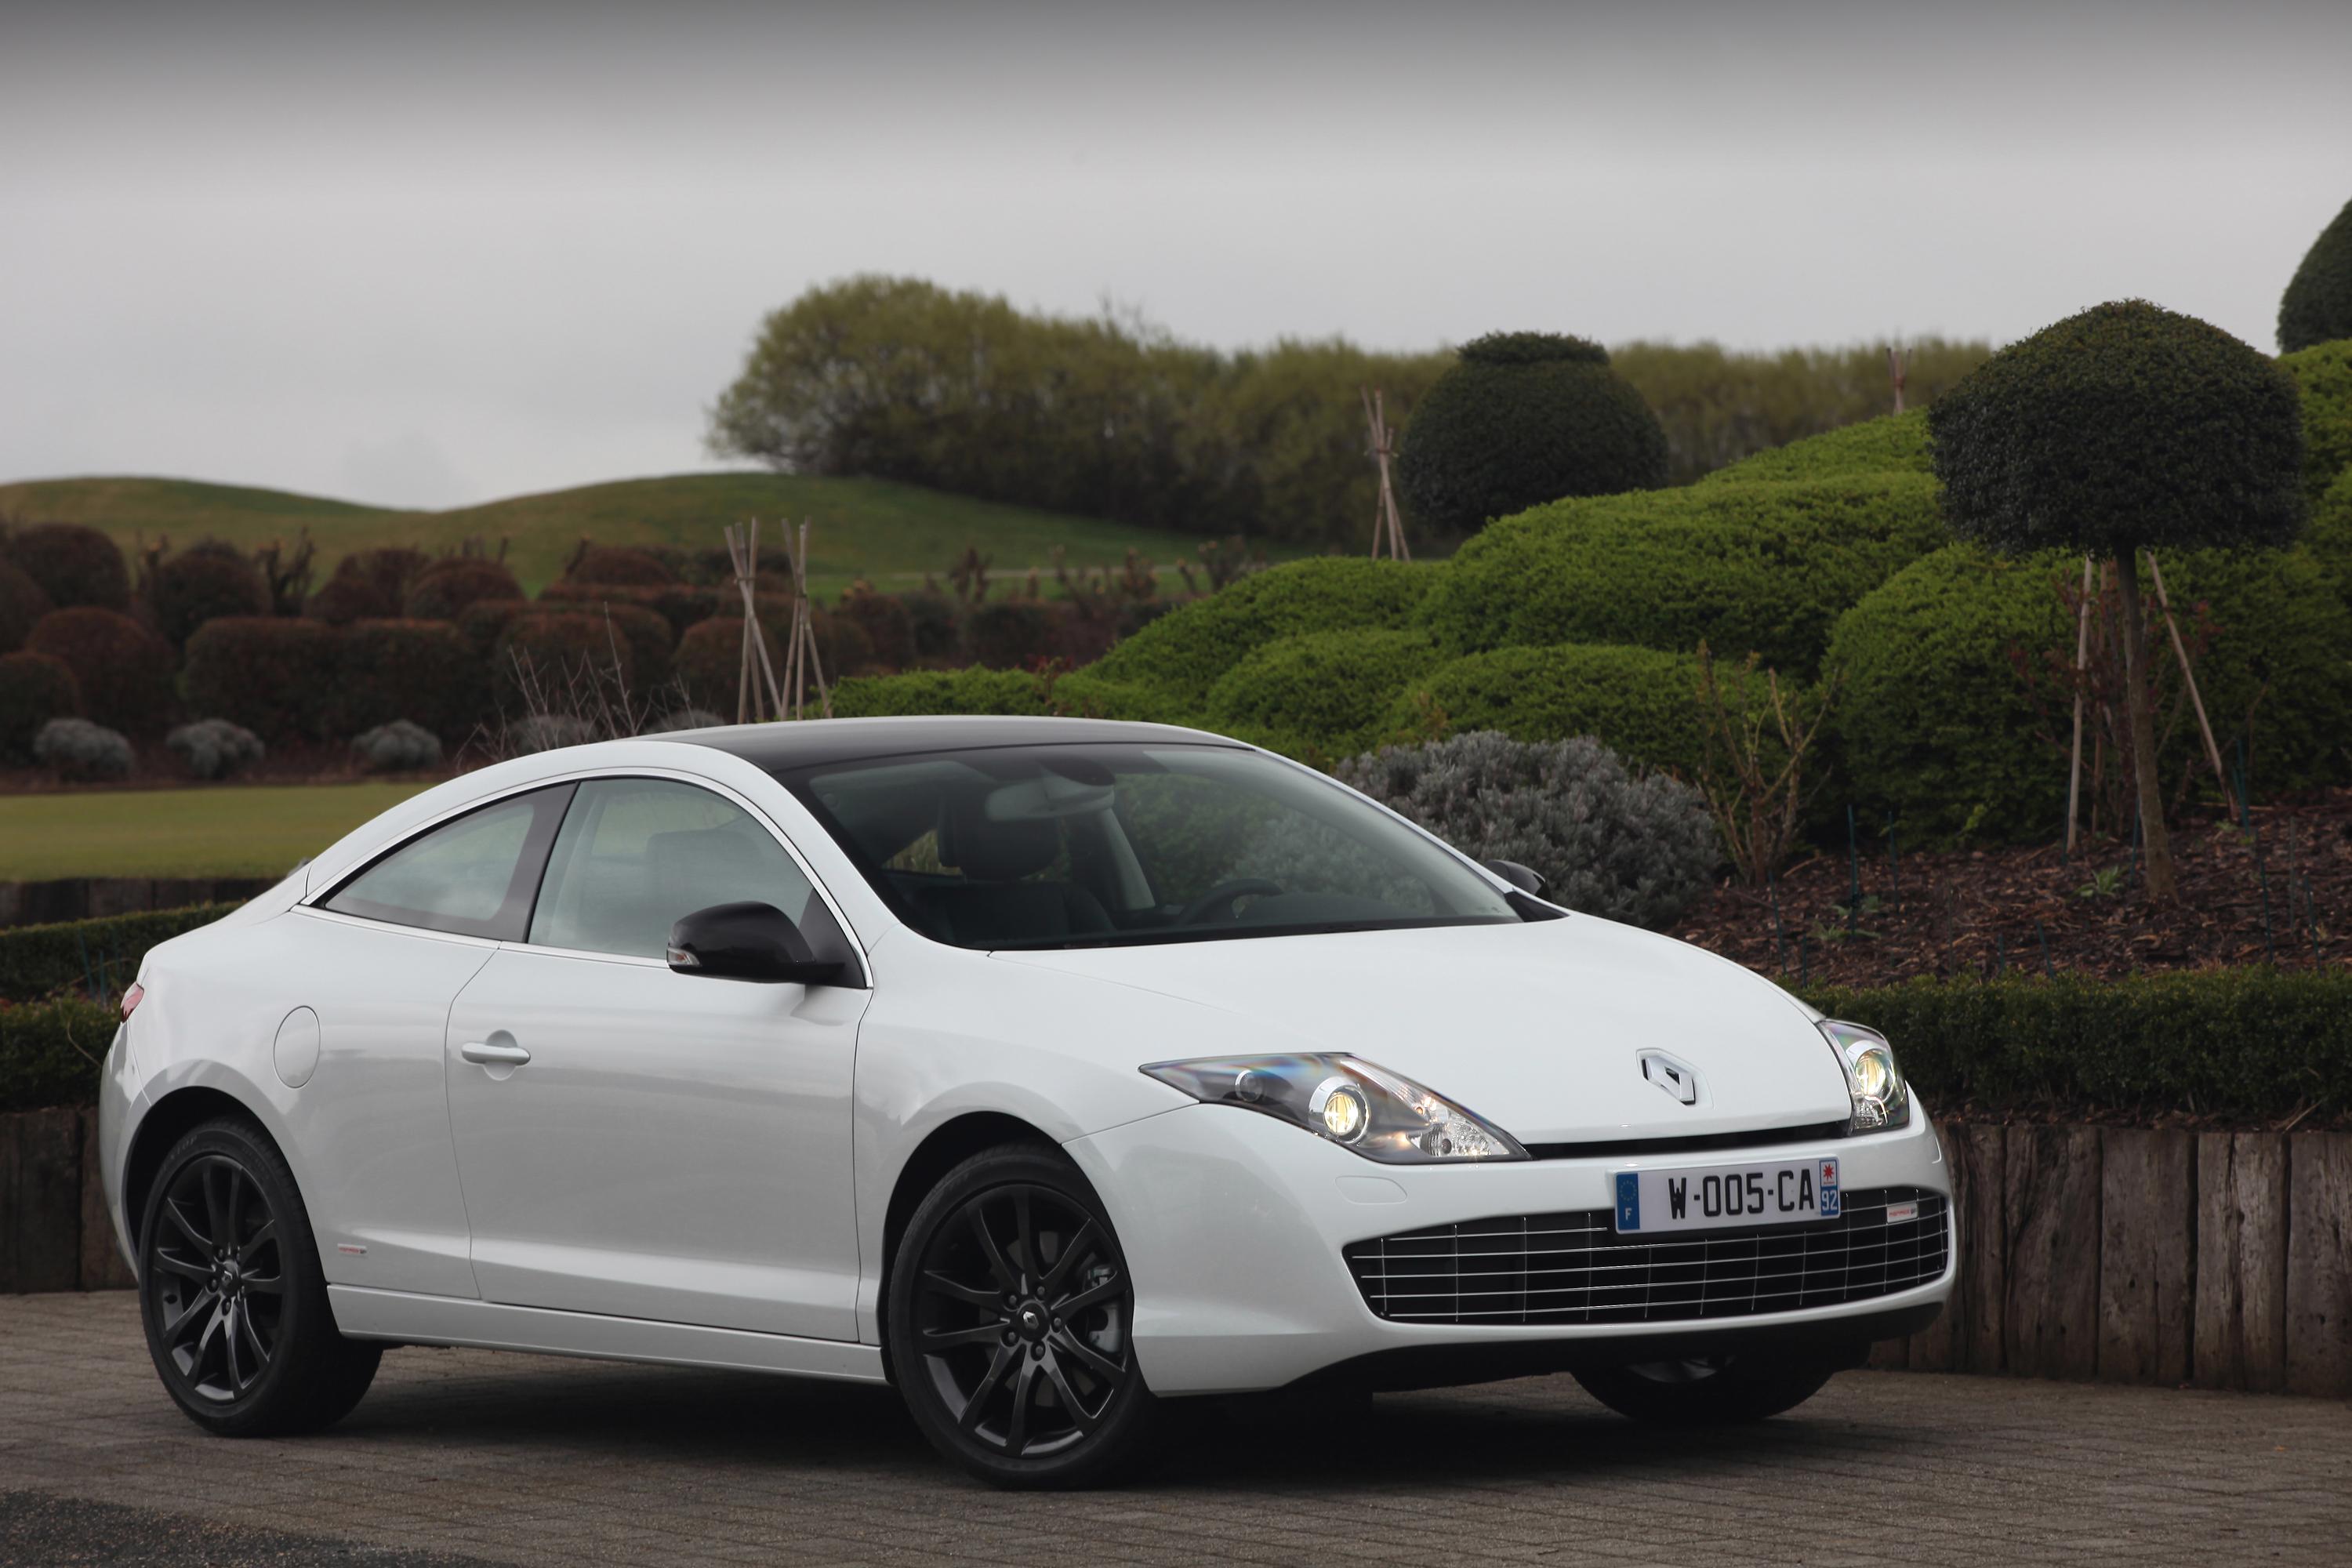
left=5, top=1107, right=2349, bottom=1396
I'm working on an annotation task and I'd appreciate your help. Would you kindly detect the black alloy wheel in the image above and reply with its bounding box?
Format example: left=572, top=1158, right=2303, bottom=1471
left=887, top=1145, right=1157, bottom=1487
left=1572, top=1352, right=1842, bottom=1425
left=138, top=1119, right=381, bottom=1436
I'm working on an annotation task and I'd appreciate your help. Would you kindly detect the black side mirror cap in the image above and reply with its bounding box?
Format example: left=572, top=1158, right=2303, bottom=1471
left=1483, top=858, right=1546, bottom=897
left=667, top=900, right=842, bottom=985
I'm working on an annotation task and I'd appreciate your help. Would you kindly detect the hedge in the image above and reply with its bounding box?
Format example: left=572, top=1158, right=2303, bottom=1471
left=151, top=543, right=270, bottom=648
left=332, top=619, right=485, bottom=742
left=27, top=607, right=175, bottom=735
left=539, top=579, right=720, bottom=637
left=1799, top=967, right=2352, bottom=1122
left=492, top=611, right=635, bottom=711
left=0, top=651, right=80, bottom=764
left=1419, top=474, right=1946, bottom=672
left=1692, top=408, right=1932, bottom=486
left=2282, top=338, right=2352, bottom=502
left=565, top=546, right=678, bottom=586
left=1203, top=627, right=1442, bottom=759
left=675, top=617, right=785, bottom=714
left=829, top=666, right=1058, bottom=718
left=0, top=905, right=231, bottom=1005
left=182, top=616, right=342, bottom=741
left=1076, top=558, right=1438, bottom=713
left=1825, top=543, right=2352, bottom=843
left=405, top=559, right=522, bottom=622
left=0, top=996, right=120, bottom=1112
left=0, top=556, right=53, bottom=652
left=2, top=522, right=130, bottom=611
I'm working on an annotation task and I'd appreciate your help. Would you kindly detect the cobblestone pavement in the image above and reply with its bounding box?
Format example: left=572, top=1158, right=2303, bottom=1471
left=3, top=1293, right=2347, bottom=1567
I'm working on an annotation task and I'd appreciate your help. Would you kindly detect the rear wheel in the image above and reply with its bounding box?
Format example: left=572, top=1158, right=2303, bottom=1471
left=1573, top=1352, right=1840, bottom=1425
left=886, top=1145, right=1157, bottom=1488
left=138, top=1118, right=381, bottom=1436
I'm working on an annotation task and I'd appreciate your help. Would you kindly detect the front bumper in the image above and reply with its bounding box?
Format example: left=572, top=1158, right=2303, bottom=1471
left=1065, top=1102, right=1954, bottom=1396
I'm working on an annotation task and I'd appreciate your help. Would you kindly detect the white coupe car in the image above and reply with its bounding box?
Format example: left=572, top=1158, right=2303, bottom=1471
left=100, top=717, right=1953, bottom=1486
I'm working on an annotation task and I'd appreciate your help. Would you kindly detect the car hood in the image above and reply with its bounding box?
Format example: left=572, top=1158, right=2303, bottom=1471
left=994, top=917, right=1853, bottom=1145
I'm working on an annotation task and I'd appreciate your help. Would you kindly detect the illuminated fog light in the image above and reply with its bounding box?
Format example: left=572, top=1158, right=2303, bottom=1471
left=1312, top=1080, right=1369, bottom=1143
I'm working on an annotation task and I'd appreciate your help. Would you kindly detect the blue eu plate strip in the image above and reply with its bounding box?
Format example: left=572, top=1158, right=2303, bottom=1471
left=1615, top=1171, right=1641, bottom=1232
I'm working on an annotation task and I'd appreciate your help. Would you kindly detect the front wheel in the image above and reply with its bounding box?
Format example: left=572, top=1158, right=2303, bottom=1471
left=1573, top=1352, right=1841, bottom=1425
left=138, top=1118, right=381, bottom=1436
left=885, top=1144, right=1158, bottom=1488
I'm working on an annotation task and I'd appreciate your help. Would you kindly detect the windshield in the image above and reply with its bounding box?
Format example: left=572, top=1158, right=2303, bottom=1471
left=779, top=742, right=1524, bottom=950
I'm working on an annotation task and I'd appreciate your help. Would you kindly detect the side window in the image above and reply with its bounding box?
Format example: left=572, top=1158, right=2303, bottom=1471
left=322, top=786, right=573, bottom=940
left=528, top=778, right=850, bottom=964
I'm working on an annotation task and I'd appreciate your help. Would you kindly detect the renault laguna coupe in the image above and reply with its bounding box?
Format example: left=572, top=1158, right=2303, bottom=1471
left=100, top=716, right=1951, bottom=1486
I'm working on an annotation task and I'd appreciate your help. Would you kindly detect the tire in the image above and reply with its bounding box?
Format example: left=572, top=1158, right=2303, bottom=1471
left=136, top=1116, right=382, bottom=1437
left=1573, top=1352, right=1841, bottom=1425
left=885, top=1143, right=1158, bottom=1488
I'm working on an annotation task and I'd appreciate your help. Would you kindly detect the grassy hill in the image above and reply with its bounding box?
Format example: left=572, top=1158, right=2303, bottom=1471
left=0, top=472, right=1308, bottom=598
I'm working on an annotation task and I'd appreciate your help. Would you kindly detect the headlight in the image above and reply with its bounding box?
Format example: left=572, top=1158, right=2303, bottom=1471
left=1142, top=1054, right=1527, bottom=1163
left=1819, top=1019, right=1910, bottom=1134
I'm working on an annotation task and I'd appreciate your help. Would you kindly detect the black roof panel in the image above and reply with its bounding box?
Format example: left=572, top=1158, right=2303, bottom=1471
left=648, top=714, right=1248, bottom=772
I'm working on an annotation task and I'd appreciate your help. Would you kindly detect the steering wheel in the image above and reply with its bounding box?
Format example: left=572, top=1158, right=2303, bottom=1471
left=1175, top=878, right=1284, bottom=927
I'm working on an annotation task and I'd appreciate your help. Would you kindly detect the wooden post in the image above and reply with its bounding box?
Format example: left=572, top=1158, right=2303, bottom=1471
left=2194, top=1131, right=2288, bottom=1392
left=2285, top=1132, right=2352, bottom=1397
left=2065, top=556, right=2093, bottom=855
left=2142, top=550, right=2227, bottom=791
left=1360, top=387, right=1410, bottom=562
left=2004, top=1125, right=2102, bottom=1380
left=2096, top=1128, right=2193, bottom=1385
left=2112, top=549, right=2176, bottom=903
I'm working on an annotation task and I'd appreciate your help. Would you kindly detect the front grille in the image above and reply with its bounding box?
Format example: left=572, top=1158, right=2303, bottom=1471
left=1345, top=1186, right=1948, bottom=1327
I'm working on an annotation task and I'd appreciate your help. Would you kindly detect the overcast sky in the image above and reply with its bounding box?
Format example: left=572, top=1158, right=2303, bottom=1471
left=5, top=0, right=2348, bottom=510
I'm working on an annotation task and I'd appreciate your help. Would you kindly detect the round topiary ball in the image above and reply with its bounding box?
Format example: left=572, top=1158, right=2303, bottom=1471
left=1930, top=300, right=2307, bottom=557
left=152, top=542, right=271, bottom=648
left=0, top=556, right=53, bottom=653
left=491, top=611, right=636, bottom=712
left=350, top=719, right=444, bottom=773
left=4, top=522, right=130, bottom=610
left=2281, top=339, right=2352, bottom=502
left=303, top=574, right=396, bottom=626
left=26, top=606, right=175, bottom=734
left=2279, top=197, right=2352, bottom=355
left=1334, top=730, right=1719, bottom=930
left=0, top=649, right=82, bottom=762
left=565, top=546, right=679, bottom=586
left=674, top=617, right=784, bottom=715
left=1396, top=332, right=1668, bottom=536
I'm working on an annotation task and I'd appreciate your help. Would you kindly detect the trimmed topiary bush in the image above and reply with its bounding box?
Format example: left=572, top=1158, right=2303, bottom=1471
left=674, top=617, right=784, bottom=716
left=0, top=557, right=53, bottom=653
left=351, top=719, right=443, bottom=773
left=181, top=617, right=342, bottom=742
left=34, top=717, right=132, bottom=782
left=167, top=719, right=265, bottom=780
left=902, top=590, right=963, bottom=662
left=332, top=619, right=485, bottom=741
left=321, top=546, right=430, bottom=615
left=0, top=650, right=81, bottom=763
left=565, top=546, right=678, bottom=586
left=3, top=522, right=130, bottom=610
left=1384, top=643, right=1719, bottom=781
left=1074, top=558, right=1437, bottom=713
left=965, top=601, right=1068, bottom=670
left=150, top=542, right=271, bottom=648
left=1335, top=731, right=1718, bottom=930
left=524, top=594, right=675, bottom=688
left=1693, top=409, right=1933, bottom=486
left=26, top=607, right=174, bottom=735
left=834, top=586, right=916, bottom=670
left=2310, top=470, right=2352, bottom=567
left=829, top=666, right=1058, bottom=718
left=1825, top=542, right=2352, bottom=844
left=303, top=574, right=394, bottom=626
left=1203, top=628, right=1442, bottom=759
left=492, top=611, right=635, bottom=712
left=1929, top=299, right=2310, bottom=897
left=2281, top=339, right=2352, bottom=502
left=2278, top=197, right=2352, bottom=355
left=1396, top=332, right=1668, bottom=535
left=455, top=597, right=532, bottom=654
left=405, top=558, right=523, bottom=622
left=1420, top=474, right=1945, bottom=670
left=538, top=579, right=720, bottom=638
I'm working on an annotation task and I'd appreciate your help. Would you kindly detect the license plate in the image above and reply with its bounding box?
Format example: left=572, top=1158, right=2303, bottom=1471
left=1613, top=1156, right=1841, bottom=1235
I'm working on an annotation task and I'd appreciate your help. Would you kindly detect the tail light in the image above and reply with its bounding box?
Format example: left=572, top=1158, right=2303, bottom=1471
left=121, top=982, right=145, bottom=1019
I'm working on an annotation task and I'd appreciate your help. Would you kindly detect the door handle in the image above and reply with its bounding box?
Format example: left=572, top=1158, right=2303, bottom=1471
left=460, top=1040, right=532, bottom=1068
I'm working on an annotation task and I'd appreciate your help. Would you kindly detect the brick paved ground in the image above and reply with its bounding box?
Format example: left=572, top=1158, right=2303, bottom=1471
left=2, top=1293, right=2347, bottom=1567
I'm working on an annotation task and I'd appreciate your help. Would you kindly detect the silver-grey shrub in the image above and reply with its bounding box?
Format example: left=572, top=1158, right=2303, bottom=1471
left=506, top=713, right=597, bottom=757
left=1335, top=730, right=1718, bottom=929
left=33, top=717, right=134, bottom=782
left=351, top=720, right=443, bottom=774
left=168, top=719, right=265, bottom=781
left=642, top=707, right=724, bottom=735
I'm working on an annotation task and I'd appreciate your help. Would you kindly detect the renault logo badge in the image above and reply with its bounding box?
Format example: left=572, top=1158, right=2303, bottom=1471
left=1639, top=1050, right=1700, bottom=1105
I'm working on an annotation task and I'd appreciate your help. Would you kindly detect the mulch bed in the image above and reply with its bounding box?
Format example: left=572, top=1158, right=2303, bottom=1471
left=1670, top=789, right=2352, bottom=988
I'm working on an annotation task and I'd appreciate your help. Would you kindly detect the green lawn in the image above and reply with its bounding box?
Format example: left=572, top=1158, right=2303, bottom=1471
left=0, top=783, right=432, bottom=880
left=0, top=472, right=1309, bottom=598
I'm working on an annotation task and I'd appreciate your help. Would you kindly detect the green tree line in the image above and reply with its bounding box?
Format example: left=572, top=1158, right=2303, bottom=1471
left=707, top=276, right=1989, bottom=546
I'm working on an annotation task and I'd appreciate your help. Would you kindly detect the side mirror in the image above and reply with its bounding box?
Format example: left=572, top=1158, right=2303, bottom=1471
left=1483, top=859, right=1547, bottom=897
left=666, top=901, right=841, bottom=985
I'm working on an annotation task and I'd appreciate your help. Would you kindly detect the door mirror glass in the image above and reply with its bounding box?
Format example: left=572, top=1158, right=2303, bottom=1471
left=668, top=901, right=841, bottom=985
left=1483, top=858, right=1546, bottom=897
